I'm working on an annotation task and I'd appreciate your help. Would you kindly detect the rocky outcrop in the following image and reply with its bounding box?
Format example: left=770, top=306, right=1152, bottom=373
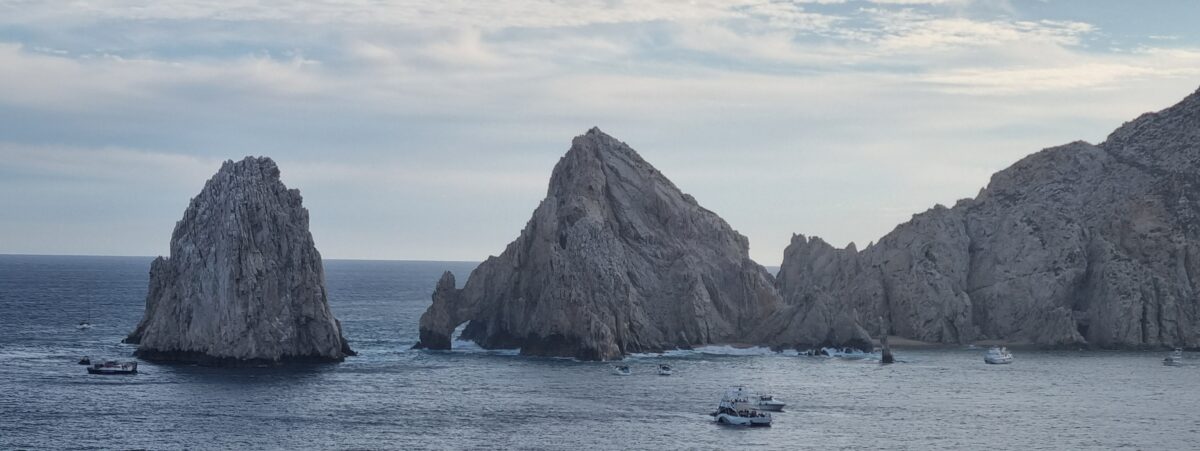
left=415, top=128, right=870, bottom=360
left=781, top=87, right=1200, bottom=349
left=125, top=157, right=354, bottom=364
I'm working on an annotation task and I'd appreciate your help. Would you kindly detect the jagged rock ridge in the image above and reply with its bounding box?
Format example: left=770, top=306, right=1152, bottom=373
left=125, top=156, right=354, bottom=364
left=781, top=87, right=1200, bottom=349
left=415, top=128, right=869, bottom=360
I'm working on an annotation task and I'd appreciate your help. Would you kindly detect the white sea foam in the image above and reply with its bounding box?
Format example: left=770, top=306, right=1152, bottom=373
left=628, top=345, right=800, bottom=359
left=446, top=338, right=521, bottom=356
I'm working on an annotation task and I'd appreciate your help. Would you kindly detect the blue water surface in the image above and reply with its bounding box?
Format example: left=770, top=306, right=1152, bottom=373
left=0, top=255, right=1197, bottom=450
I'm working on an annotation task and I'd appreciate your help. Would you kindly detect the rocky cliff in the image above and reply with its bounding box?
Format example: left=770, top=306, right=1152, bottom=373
left=415, top=128, right=869, bottom=360
left=125, top=157, right=354, bottom=364
left=781, top=87, right=1200, bottom=349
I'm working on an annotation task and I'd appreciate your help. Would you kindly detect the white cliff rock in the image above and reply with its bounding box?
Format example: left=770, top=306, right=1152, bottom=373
left=415, top=128, right=869, bottom=360
left=780, top=87, right=1200, bottom=349
left=125, top=157, right=354, bottom=364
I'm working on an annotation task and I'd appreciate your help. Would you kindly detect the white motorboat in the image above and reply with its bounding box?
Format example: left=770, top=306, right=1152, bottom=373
left=1164, top=348, right=1184, bottom=366
left=86, top=360, right=137, bottom=375
left=613, top=365, right=632, bottom=376
left=77, top=321, right=92, bottom=330
left=712, top=386, right=771, bottom=427
left=984, top=346, right=1014, bottom=365
left=657, top=364, right=672, bottom=376
left=752, top=394, right=786, bottom=412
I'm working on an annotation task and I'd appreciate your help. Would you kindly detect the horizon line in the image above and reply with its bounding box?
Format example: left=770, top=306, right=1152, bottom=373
left=0, top=253, right=483, bottom=264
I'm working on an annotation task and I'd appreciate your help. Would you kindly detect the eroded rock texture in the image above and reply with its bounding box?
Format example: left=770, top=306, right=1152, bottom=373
left=125, top=157, right=354, bottom=364
left=416, top=128, right=869, bottom=360
left=781, top=87, right=1200, bottom=349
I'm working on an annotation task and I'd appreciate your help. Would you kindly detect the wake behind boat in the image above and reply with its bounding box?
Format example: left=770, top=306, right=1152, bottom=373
left=711, top=386, right=771, bottom=427
left=86, top=360, right=137, bottom=375
left=984, top=347, right=1013, bottom=365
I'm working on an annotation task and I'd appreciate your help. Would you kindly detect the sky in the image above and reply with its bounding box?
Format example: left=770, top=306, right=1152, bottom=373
left=1, top=0, right=1199, bottom=266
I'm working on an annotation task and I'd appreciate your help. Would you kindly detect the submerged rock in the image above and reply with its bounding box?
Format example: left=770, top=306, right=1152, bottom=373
left=780, top=87, right=1200, bottom=349
left=415, top=128, right=868, bottom=360
left=125, top=157, right=354, bottom=365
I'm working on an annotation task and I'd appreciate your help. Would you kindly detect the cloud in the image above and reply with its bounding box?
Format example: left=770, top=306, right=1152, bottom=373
left=1, top=0, right=1199, bottom=262
left=860, top=8, right=1095, bottom=53
left=0, top=142, right=218, bottom=186
left=0, top=0, right=762, bottom=29
left=924, top=63, right=1200, bottom=94
left=865, top=0, right=969, bottom=4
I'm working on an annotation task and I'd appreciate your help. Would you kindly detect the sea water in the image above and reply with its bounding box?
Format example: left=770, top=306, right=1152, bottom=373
left=1, top=255, right=1197, bottom=449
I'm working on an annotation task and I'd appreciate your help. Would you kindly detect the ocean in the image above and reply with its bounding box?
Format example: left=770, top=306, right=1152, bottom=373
left=0, top=254, right=1196, bottom=450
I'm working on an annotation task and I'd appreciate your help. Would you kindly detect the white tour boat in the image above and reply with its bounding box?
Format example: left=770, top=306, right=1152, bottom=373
left=752, top=394, right=786, bottom=412
left=984, top=346, right=1014, bottom=365
left=86, top=360, right=138, bottom=375
left=657, top=364, right=672, bottom=376
left=613, top=365, right=632, bottom=376
left=1164, top=348, right=1184, bottom=366
left=711, top=386, right=771, bottom=427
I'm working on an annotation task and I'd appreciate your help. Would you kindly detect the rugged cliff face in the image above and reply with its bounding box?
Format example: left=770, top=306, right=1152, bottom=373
left=125, top=157, right=354, bottom=364
left=781, top=87, right=1200, bottom=349
left=415, top=128, right=869, bottom=360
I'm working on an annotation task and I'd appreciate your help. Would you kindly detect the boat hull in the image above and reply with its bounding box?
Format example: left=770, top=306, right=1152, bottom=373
left=984, top=357, right=1013, bottom=365
left=755, top=403, right=785, bottom=412
left=86, top=368, right=137, bottom=375
left=716, top=413, right=771, bottom=427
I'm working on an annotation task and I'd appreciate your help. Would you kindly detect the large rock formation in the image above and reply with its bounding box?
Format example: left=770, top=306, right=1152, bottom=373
left=125, top=157, right=354, bottom=364
left=415, top=128, right=869, bottom=360
left=781, top=87, right=1200, bottom=349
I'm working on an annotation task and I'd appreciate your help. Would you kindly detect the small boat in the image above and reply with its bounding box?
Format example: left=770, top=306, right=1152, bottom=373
left=77, top=321, right=92, bottom=330
left=86, top=360, right=138, bottom=375
left=78, top=356, right=91, bottom=365
left=753, top=394, right=786, bottom=412
left=1164, top=348, right=1184, bottom=366
left=711, top=386, right=771, bottom=427
left=984, top=346, right=1013, bottom=365
left=657, top=364, right=672, bottom=376
left=612, top=365, right=632, bottom=376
